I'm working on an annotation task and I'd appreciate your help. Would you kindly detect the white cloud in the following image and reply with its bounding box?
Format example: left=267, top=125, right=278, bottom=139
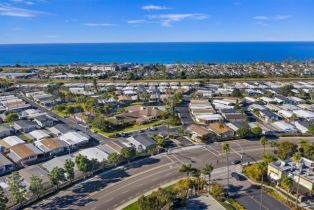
left=83, top=23, right=118, bottom=27
left=142, top=5, right=169, bottom=11
left=253, top=15, right=290, bottom=21
left=253, top=16, right=269, bottom=20
left=148, top=13, right=208, bottom=27
left=127, top=20, right=146, bottom=24
left=0, top=4, right=46, bottom=17
left=25, top=1, right=35, bottom=5
left=273, top=15, right=290, bottom=20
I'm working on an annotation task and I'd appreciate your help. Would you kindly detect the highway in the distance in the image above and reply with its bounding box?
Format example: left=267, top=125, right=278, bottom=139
left=28, top=138, right=309, bottom=210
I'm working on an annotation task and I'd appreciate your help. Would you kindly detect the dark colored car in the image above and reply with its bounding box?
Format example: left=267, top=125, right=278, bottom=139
left=231, top=172, right=246, bottom=181
left=231, top=160, right=241, bottom=165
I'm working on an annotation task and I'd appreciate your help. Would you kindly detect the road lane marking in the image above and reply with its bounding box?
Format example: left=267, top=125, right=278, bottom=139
left=202, top=145, right=220, bottom=157
left=96, top=166, right=177, bottom=199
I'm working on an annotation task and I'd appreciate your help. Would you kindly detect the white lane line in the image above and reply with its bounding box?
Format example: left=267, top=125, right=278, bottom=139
left=202, top=146, right=220, bottom=157
left=168, top=154, right=185, bottom=164
left=97, top=166, right=176, bottom=199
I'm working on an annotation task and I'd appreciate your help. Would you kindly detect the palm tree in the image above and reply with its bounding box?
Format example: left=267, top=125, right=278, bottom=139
left=260, top=136, right=268, bottom=153
left=179, top=163, right=193, bottom=178
left=292, top=151, right=302, bottom=208
left=269, top=141, right=278, bottom=155
left=191, top=168, right=201, bottom=192
left=222, top=143, right=230, bottom=197
left=259, top=136, right=268, bottom=210
left=202, top=163, right=214, bottom=184
left=281, top=176, right=293, bottom=202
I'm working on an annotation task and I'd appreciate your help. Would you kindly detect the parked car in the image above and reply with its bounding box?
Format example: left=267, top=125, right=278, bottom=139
left=231, top=159, right=241, bottom=165
left=231, top=172, right=246, bottom=181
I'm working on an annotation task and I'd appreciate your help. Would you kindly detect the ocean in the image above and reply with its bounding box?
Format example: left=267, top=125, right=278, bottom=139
left=0, top=42, right=314, bottom=66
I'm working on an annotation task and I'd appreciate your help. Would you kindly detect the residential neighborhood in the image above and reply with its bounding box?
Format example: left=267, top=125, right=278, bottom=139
left=0, top=79, right=314, bottom=210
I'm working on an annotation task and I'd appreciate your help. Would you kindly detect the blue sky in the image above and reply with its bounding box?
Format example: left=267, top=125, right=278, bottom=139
left=0, top=0, right=313, bottom=44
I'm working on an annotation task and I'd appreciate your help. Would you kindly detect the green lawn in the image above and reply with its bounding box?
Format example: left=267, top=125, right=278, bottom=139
left=51, top=109, right=69, bottom=118
left=92, top=120, right=163, bottom=138
left=20, top=133, right=32, bottom=143
left=122, top=202, right=139, bottom=210
left=4, top=121, right=14, bottom=126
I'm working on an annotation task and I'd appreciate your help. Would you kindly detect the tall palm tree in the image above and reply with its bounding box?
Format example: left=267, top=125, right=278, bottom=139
left=292, top=151, right=302, bottom=209
left=202, top=163, right=214, bottom=184
left=260, top=136, right=268, bottom=153
left=269, top=141, right=278, bottom=155
left=259, top=136, right=268, bottom=210
left=179, top=163, right=193, bottom=178
left=222, top=143, right=230, bottom=197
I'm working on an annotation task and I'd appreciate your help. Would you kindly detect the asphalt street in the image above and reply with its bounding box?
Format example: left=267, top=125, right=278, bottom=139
left=27, top=138, right=303, bottom=210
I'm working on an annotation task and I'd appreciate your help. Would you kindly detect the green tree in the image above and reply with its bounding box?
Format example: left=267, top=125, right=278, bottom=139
left=29, top=176, right=44, bottom=199
left=222, top=143, right=230, bottom=196
left=5, top=112, right=18, bottom=122
left=292, top=151, right=302, bottom=208
left=260, top=136, right=268, bottom=153
left=154, top=135, right=166, bottom=148
left=173, top=91, right=183, bottom=105
left=108, top=152, right=122, bottom=167
left=277, top=141, right=298, bottom=160
left=6, top=171, right=26, bottom=204
left=49, top=166, right=65, bottom=190
left=140, top=92, right=151, bottom=104
left=307, top=125, right=314, bottom=134
left=236, top=127, right=249, bottom=138
left=75, top=154, right=91, bottom=178
left=93, top=78, right=98, bottom=92
left=90, top=158, right=101, bottom=174
left=179, top=163, right=193, bottom=177
left=278, top=85, right=294, bottom=97
left=121, top=147, right=136, bottom=163
left=231, top=89, right=243, bottom=98
left=251, top=127, right=262, bottom=136
left=202, top=163, right=214, bottom=184
left=281, top=176, right=293, bottom=201
left=304, top=144, right=314, bottom=160
left=64, top=159, right=75, bottom=182
left=269, top=141, right=278, bottom=155
left=299, top=139, right=308, bottom=150
left=0, top=186, right=7, bottom=210
left=177, top=127, right=185, bottom=137
left=209, top=183, right=223, bottom=198
left=262, top=152, right=276, bottom=164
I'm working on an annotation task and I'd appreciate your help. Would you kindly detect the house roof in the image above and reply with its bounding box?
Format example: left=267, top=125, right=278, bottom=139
left=60, top=131, right=89, bottom=145
left=1, top=136, right=25, bottom=147
left=187, top=124, right=210, bottom=136
left=48, top=123, right=72, bottom=134
left=28, top=130, right=50, bottom=140
left=0, top=125, right=13, bottom=133
left=14, top=120, right=37, bottom=128
left=0, top=153, right=13, bottom=167
left=35, top=138, right=68, bottom=152
left=127, top=134, right=156, bottom=148
left=9, top=143, right=43, bottom=160
left=208, top=123, right=232, bottom=134
left=34, top=115, right=53, bottom=123
left=75, top=147, right=109, bottom=162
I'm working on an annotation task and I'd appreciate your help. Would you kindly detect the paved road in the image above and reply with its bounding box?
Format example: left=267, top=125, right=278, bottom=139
left=28, top=138, right=302, bottom=210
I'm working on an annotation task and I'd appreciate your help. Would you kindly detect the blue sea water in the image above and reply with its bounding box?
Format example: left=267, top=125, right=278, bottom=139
left=0, top=42, right=314, bottom=66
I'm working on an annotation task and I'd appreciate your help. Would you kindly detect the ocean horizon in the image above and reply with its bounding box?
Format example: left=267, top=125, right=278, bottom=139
left=1, top=41, right=314, bottom=66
